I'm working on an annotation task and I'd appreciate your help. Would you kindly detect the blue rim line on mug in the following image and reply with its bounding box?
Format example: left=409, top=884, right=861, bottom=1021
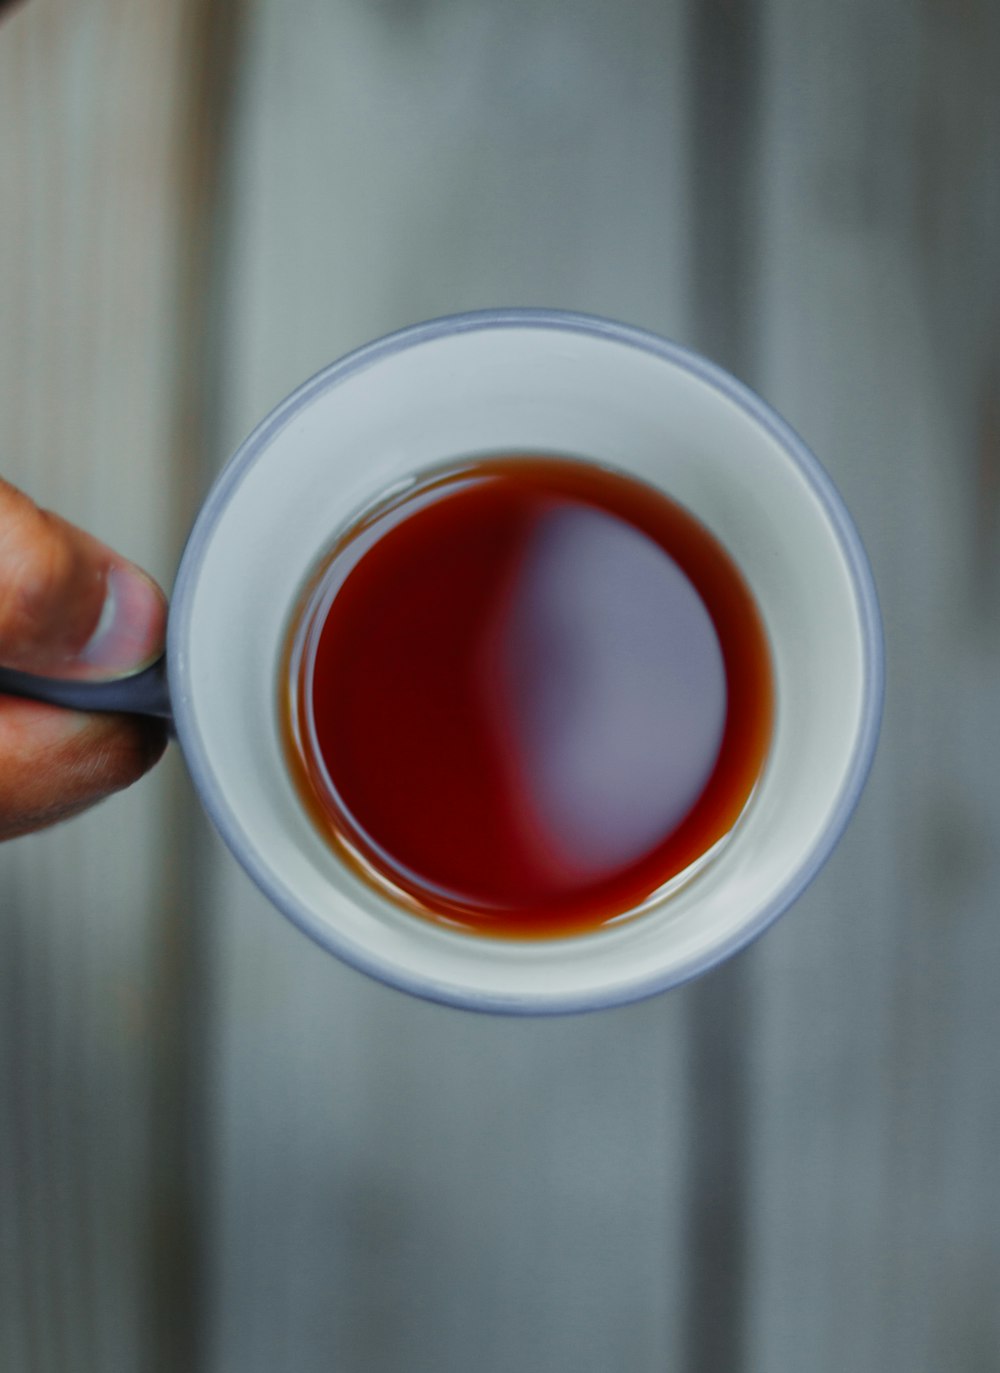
left=168, top=309, right=885, bottom=1014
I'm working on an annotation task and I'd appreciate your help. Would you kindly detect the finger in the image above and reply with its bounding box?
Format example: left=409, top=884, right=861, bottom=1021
left=0, top=697, right=167, bottom=840
left=0, top=478, right=166, bottom=679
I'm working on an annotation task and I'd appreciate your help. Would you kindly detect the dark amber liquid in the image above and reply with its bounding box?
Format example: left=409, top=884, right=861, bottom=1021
left=282, top=457, right=773, bottom=938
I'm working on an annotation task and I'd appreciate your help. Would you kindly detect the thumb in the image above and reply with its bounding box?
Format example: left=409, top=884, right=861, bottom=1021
left=0, top=477, right=166, bottom=679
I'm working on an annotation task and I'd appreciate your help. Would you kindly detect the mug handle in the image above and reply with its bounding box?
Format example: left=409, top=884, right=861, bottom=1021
left=0, top=656, right=172, bottom=723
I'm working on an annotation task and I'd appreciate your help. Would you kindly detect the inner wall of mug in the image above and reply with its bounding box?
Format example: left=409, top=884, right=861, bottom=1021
left=175, top=321, right=869, bottom=1011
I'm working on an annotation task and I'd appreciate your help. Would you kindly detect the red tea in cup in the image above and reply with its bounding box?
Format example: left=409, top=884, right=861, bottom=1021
left=282, top=457, right=773, bottom=938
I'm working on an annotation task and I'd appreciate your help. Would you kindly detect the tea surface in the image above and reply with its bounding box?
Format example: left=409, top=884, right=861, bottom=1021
left=283, top=458, right=772, bottom=937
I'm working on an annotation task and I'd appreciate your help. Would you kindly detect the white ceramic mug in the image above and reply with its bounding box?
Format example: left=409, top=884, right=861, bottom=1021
left=1, top=311, right=883, bottom=1013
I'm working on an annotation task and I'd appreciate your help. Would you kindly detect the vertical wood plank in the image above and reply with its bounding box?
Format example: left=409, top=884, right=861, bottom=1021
left=745, top=2, right=1000, bottom=1369
left=144, top=4, right=246, bottom=1368
left=0, top=3, right=212, bottom=1369
left=679, top=0, right=763, bottom=1366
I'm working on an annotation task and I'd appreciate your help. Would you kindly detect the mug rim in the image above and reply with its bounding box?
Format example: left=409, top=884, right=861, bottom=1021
left=168, top=308, right=884, bottom=1013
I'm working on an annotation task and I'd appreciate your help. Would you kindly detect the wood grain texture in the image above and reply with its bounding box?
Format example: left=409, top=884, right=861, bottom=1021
left=204, top=3, right=697, bottom=1371
left=0, top=3, right=206, bottom=1369
left=3, top=0, right=998, bottom=1369
left=203, top=1, right=1000, bottom=1370
left=745, top=1, right=1000, bottom=1369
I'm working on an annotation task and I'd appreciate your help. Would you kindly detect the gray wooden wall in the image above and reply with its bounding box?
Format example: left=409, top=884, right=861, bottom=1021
left=2, top=1, right=999, bottom=1370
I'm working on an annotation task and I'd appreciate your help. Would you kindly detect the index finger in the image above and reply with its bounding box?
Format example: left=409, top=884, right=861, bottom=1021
left=0, top=477, right=166, bottom=680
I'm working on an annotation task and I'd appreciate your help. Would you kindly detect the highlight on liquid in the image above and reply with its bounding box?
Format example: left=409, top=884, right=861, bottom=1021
left=281, top=456, right=773, bottom=939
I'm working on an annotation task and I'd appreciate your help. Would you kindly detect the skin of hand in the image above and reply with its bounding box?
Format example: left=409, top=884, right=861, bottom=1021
left=0, top=478, right=168, bottom=839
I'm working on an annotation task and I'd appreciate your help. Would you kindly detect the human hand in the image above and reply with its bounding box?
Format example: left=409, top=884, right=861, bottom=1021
left=0, top=478, right=168, bottom=839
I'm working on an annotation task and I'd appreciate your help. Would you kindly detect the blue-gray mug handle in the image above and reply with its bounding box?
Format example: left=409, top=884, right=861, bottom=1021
left=0, top=657, right=172, bottom=723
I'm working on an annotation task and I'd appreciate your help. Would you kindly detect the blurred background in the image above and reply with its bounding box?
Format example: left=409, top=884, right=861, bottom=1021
left=1, top=0, right=999, bottom=1369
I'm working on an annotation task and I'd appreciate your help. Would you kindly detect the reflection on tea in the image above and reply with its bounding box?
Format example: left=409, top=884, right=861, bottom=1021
left=282, top=457, right=773, bottom=938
